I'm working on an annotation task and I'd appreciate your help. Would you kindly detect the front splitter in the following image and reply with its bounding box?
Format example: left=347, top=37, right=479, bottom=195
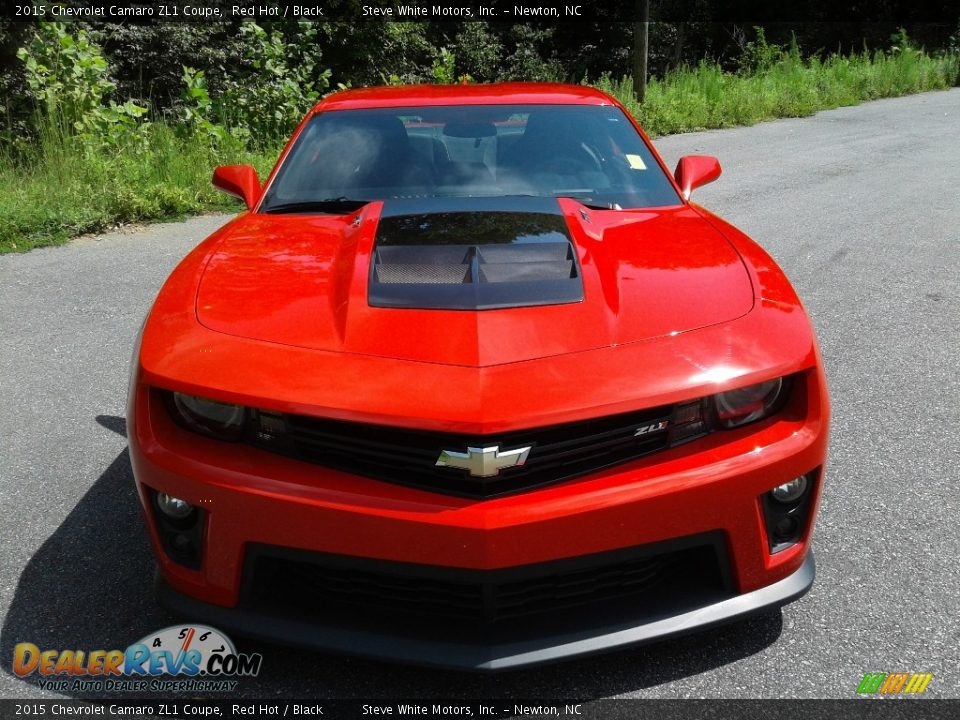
left=155, top=552, right=814, bottom=672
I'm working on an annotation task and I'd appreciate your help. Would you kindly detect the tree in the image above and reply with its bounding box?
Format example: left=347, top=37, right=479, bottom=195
left=633, top=0, right=650, bottom=102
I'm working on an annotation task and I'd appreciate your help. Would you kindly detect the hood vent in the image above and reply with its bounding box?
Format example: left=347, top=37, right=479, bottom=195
left=369, top=211, right=584, bottom=311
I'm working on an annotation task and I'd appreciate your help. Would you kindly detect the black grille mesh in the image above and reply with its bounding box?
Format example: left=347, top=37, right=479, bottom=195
left=374, top=263, right=470, bottom=284
left=244, top=537, right=729, bottom=628
left=249, top=403, right=673, bottom=498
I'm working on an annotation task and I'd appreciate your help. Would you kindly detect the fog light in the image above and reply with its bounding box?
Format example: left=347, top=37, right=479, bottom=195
left=170, top=533, right=194, bottom=555
left=151, top=490, right=204, bottom=569
left=157, top=493, right=194, bottom=519
left=770, top=476, right=808, bottom=504
left=761, top=468, right=818, bottom=554
left=774, top=516, right=798, bottom=538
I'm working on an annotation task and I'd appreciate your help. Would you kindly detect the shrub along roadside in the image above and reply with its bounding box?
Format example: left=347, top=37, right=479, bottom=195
left=604, top=32, right=960, bottom=136
left=1, top=30, right=957, bottom=253
left=0, top=122, right=275, bottom=252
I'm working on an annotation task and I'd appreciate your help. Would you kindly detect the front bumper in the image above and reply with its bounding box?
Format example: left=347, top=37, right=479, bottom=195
left=130, top=366, right=827, bottom=669
left=156, top=551, right=814, bottom=671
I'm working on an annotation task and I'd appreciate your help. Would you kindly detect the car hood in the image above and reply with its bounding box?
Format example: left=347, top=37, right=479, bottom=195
left=196, top=198, right=754, bottom=368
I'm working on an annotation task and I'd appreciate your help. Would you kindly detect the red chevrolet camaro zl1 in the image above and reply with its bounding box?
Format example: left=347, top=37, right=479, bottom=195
left=128, top=83, right=829, bottom=670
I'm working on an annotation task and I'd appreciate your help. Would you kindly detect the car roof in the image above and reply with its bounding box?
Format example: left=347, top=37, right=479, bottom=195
left=313, top=83, right=617, bottom=113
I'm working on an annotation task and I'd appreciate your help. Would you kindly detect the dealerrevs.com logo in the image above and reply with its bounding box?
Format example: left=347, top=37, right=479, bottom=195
left=856, top=672, right=934, bottom=695
left=13, top=625, right=262, bottom=693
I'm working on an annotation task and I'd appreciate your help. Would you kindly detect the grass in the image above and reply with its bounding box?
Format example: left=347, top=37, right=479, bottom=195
left=1, top=45, right=958, bottom=253
left=602, top=45, right=959, bottom=136
left=0, top=122, right=277, bottom=252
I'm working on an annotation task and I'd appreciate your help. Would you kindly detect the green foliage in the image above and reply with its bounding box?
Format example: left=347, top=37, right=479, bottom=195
left=1, top=22, right=281, bottom=253
left=178, top=66, right=230, bottom=144
left=951, top=22, right=960, bottom=86
left=737, top=27, right=788, bottom=74
left=498, top=25, right=565, bottom=82
left=179, top=66, right=212, bottom=125
left=3, top=22, right=959, bottom=254
left=378, top=23, right=437, bottom=84
left=602, top=31, right=960, bottom=137
left=18, top=23, right=112, bottom=125
left=0, top=118, right=274, bottom=252
left=90, top=24, right=234, bottom=109
left=431, top=48, right=457, bottom=84
left=16, top=22, right=147, bottom=144
left=324, top=23, right=435, bottom=87
left=451, top=24, right=503, bottom=82
left=219, top=22, right=330, bottom=145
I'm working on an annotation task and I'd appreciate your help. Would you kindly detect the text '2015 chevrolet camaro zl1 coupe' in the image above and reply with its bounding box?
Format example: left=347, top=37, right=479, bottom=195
left=128, top=83, right=829, bottom=671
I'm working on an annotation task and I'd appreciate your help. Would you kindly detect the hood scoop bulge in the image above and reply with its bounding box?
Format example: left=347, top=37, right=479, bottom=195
left=368, top=210, right=584, bottom=311
left=195, top=202, right=753, bottom=366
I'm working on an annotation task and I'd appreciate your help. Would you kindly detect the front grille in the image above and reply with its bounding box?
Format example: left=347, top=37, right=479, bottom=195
left=249, top=403, right=673, bottom=498
left=243, top=535, right=731, bottom=632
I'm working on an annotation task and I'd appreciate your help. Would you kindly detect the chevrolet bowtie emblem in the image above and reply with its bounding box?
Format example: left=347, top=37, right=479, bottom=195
left=435, top=445, right=532, bottom=478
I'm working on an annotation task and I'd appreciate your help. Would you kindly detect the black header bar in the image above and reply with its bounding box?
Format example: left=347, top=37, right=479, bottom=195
left=5, top=0, right=960, bottom=23
left=0, top=700, right=959, bottom=720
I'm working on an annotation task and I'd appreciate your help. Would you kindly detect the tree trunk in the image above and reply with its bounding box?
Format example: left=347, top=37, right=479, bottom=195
left=670, top=22, right=687, bottom=73
left=632, top=0, right=650, bottom=104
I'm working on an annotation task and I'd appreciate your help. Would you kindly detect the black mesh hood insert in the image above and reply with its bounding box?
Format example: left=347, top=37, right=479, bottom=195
left=369, top=199, right=583, bottom=311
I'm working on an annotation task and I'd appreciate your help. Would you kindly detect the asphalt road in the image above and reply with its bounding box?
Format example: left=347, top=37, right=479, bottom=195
left=1, top=89, right=959, bottom=701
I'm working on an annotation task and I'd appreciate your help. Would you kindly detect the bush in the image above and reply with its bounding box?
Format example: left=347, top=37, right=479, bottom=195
left=600, top=31, right=959, bottom=137
left=0, top=119, right=274, bottom=252
left=217, top=22, right=330, bottom=146
left=17, top=22, right=146, bottom=146
left=0, top=22, right=281, bottom=252
left=451, top=23, right=503, bottom=82
left=3, top=23, right=958, bottom=253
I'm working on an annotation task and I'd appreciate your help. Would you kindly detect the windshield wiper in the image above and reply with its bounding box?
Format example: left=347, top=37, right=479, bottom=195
left=500, top=193, right=623, bottom=211
left=558, top=196, right=623, bottom=211
left=262, top=197, right=369, bottom=214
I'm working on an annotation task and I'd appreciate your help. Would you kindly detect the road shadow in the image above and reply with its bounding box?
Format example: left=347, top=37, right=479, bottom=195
left=0, top=443, right=178, bottom=697
left=1, top=415, right=783, bottom=698
left=95, top=414, right=128, bottom=438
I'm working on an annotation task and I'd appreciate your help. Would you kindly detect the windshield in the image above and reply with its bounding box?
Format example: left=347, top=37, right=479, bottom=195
left=260, top=104, right=681, bottom=212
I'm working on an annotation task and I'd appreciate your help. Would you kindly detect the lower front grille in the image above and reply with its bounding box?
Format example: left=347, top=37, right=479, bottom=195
left=243, top=534, right=732, bottom=634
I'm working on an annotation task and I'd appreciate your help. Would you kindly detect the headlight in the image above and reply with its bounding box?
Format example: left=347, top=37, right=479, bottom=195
left=168, top=392, right=247, bottom=441
left=712, top=378, right=786, bottom=429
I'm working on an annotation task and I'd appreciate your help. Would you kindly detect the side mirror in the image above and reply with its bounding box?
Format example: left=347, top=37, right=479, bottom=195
left=674, top=155, right=722, bottom=201
left=212, top=165, right=262, bottom=210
